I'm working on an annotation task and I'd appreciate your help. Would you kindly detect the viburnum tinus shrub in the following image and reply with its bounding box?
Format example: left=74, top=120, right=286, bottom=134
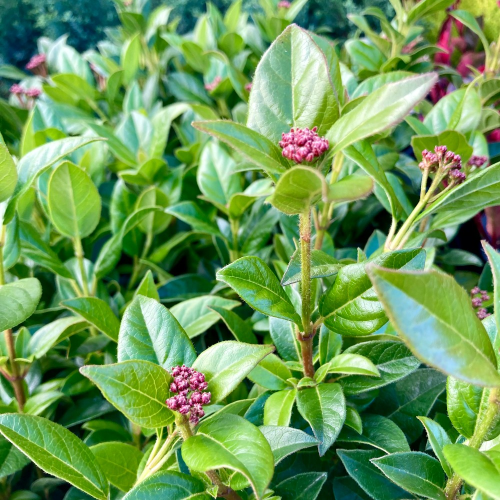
left=1, top=3, right=500, bottom=500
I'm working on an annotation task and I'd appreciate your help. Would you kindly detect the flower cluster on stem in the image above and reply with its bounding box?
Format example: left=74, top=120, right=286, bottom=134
left=25, top=54, right=48, bottom=77
left=471, top=286, right=491, bottom=320
left=279, top=127, right=329, bottom=163
left=205, top=76, right=222, bottom=92
left=166, top=365, right=211, bottom=425
left=10, top=84, right=42, bottom=109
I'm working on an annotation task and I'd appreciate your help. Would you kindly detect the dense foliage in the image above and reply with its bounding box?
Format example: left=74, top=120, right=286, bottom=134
left=1, top=0, right=500, bottom=499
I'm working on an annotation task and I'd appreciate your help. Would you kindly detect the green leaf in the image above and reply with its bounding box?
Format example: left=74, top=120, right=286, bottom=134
left=264, top=389, right=297, bottom=426
left=91, top=442, right=143, bottom=492
left=217, top=256, right=302, bottom=325
left=282, top=249, right=342, bottom=286
left=192, top=121, right=288, bottom=176
left=122, top=33, right=141, bottom=84
left=247, top=24, right=339, bottom=143
left=269, top=317, right=301, bottom=362
left=368, top=266, right=500, bottom=387
left=170, top=295, right=240, bottom=339
left=418, top=417, right=453, bottom=477
left=0, top=414, right=109, bottom=500
left=340, top=341, right=420, bottom=395
left=181, top=413, right=274, bottom=499
left=6, top=136, right=102, bottom=223
left=351, top=71, right=415, bottom=99
left=0, top=435, right=30, bottom=479
left=275, top=472, right=327, bottom=500
left=327, top=73, right=437, bottom=154
left=407, top=0, right=455, bottom=23
left=197, top=142, right=240, bottom=206
left=192, top=341, right=275, bottom=403
left=0, top=140, right=17, bottom=203
left=269, top=167, right=327, bottom=215
left=483, top=241, right=500, bottom=354
left=259, top=426, right=318, bottom=464
left=372, top=452, right=446, bottom=500
left=47, top=162, right=101, bottom=239
left=327, top=175, right=374, bottom=204
left=338, top=449, right=409, bottom=500
left=296, top=383, right=346, bottom=456
left=123, top=471, right=210, bottom=500
left=28, top=317, right=88, bottom=359
left=81, top=360, right=174, bottom=428
left=87, top=123, right=136, bottom=166
left=62, top=297, right=119, bottom=342
left=208, top=306, right=257, bottom=344
left=443, top=444, right=500, bottom=500
left=0, top=278, right=42, bottom=331
left=450, top=10, right=490, bottom=57
left=118, top=295, right=196, bottom=368
left=320, top=249, right=425, bottom=335
left=166, top=201, right=221, bottom=236
left=338, top=414, right=409, bottom=454
left=317, top=353, right=380, bottom=381
left=248, top=353, right=292, bottom=390
left=370, top=369, right=446, bottom=443
left=135, top=270, right=159, bottom=301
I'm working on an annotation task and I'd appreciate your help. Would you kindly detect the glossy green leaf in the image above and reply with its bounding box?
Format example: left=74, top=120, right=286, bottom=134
left=217, top=256, right=302, bottom=325
left=0, top=435, right=30, bottom=479
left=123, top=471, right=210, bottom=500
left=47, top=162, right=101, bottom=239
left=407, top=0, right=455, bottom=23
left=282, top=249, right=342, bottom=286
left=91, top=442, right=143, bottom=492
left=193, top=341, right=275, bottom=403
left=338, top=414, right=409, bottom=454
left=208, top=306, right=257, bottom=344
left=269, top=166, right=327, bottom=215
left=248, top=353, right=292, bottom=390
left=296, top=383, right=346, bottom=456
left=316, top=353, right=380, bottom=382
left=443, top=444, right=500, bottom=500
left=135, top=270, right=159, bottom=301
left=327, top=175, right=374, bottom=204
left=0, top=414, right=109, bottom=500
left=166, top=201, right=221, bottom=236
left=320, top=249, right=424, bottom=335
left=170, top=295, right=240, bottom=339
left=483, top=241, right=500, bottom=354
left=259, top=426, right=318, bottom=464
left=0, top=140, right=17, bottom=203
left=118, top=295, right=196, bottom=368
left=340, top=341, right=420, bottom=395
left=81, top=360, right=174, bottom=428
left=368, top=266, right=500, bottom=387
left=181, top=413, right=274, bottom=499
left=0, top=278, right=42, bottom=331
left=418, top=417, right=453, bottom=477
left=264, top=389, right=297, bottom=426
left=192, top=121, right=288, bottom=176
left=327, top=73, right=437, bottom=154
left=62, top=297, right=119, bottom=342
left=275, top=472, right=327, bottom=500
left=247, top=24, right=339, bottom=143
left=372, top=452, right=446, bottom=500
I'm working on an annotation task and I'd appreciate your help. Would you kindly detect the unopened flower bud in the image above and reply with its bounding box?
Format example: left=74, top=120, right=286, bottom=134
left=279, top=127, right=329, bottom=163
left=477, top=308, right=491, bottom=320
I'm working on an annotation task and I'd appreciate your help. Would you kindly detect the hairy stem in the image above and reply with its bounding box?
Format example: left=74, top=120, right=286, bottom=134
left=445, top=388, right=500, bottom=499
left=176, top=415, right=242, bottom=499
left=73, top=236, right=89, bottom=296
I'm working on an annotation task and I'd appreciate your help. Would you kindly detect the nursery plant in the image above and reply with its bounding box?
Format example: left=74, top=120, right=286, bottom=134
left=1, top=0, right=500, bottom=499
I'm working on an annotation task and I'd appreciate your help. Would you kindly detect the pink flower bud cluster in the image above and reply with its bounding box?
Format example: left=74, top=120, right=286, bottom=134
left=419, top=146, right=465, bottom=184
left=166, top=365, right=211, bottom=425
left=10, top=84, right=41, bottom=98
left=26, top=54, right=46, bottom=70
left=467, top=155, right=488, bottom=169
left=471, top=286, right=491, bottom=320
left=205, top=76, right=222, bottom=92
left=245, top=82, right=252, bottom=92
left=279, top=127, right=329, bottom=163
left=278, top=1, right=291, bottom=7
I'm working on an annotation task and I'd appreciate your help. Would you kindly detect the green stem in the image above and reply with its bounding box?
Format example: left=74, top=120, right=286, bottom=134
left=229, top=218, right=239, bottom=262
left=298, top=210, right=315, bottom=378
left=73, top=237, right=89, bottom=296
left=445, top=388, right=500, bottom=499
left=137, top=429, right=178, bottom=483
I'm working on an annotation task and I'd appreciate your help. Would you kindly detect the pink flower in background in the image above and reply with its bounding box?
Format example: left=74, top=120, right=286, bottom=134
left=25, top=88, right=42, bottom=98
left=9, top=84, right=24, bottom=95
left=278, top=1, right=291, bottom=8
left=204, top=76, right=222, bottom=92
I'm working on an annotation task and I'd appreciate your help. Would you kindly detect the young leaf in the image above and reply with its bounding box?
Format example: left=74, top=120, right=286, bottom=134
left=327, top=73, right=437, bottom=154
left=47, top=162, right=101, bottom=239
left=0, top=278, right=42, bottom=331
left=0, top=141, right=17, bottom=203
left=269, top=166, right=327, bottom=215
left=327, top=175, right=374, bottom=204
left=91, top=442, right=143, bottom=492
left=247, top=24, right=339, bottom=143
left=296, top=383, right=346, bottom=456
left=217, top=256, right=302, bottom=325
left=281, top=249, right=342, bottom=286
left=264, top=389, right=297, bottom=426
left=118, top=295, right=196, bottom=368
left=62, top=297, right=120, bottom=342
left=372, top=452, right=446, bottom=500
left=0, top=414, right=109, bottom=500
left=81, top=360, right=174, bottom=428
left=368, top=266, right=500, bottom=387
left=135, top=270, right=159, bottom=300
left=123, top=471, right=210, bottom=500
left=192, top=341, right=275, bottom=403
left=259, top=426, right=319, bottom=464
left=181, top=413, right=274, bottom=499
left=418, top=417, right=453, bottom=477
left=317, top=353, right=380, bottom=380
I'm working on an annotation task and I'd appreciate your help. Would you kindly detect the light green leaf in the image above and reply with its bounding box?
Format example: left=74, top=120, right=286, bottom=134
left=248, top=353, right=292, bottom=390
left=418, top=417, right=453, bottom=477
left=259, top=426, right=318, bottom=464
left=0, top=140, right=17, bottom=203
left=264, top=389, right=297, bottom=426
left=0, top=278, right=42, bottom=331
